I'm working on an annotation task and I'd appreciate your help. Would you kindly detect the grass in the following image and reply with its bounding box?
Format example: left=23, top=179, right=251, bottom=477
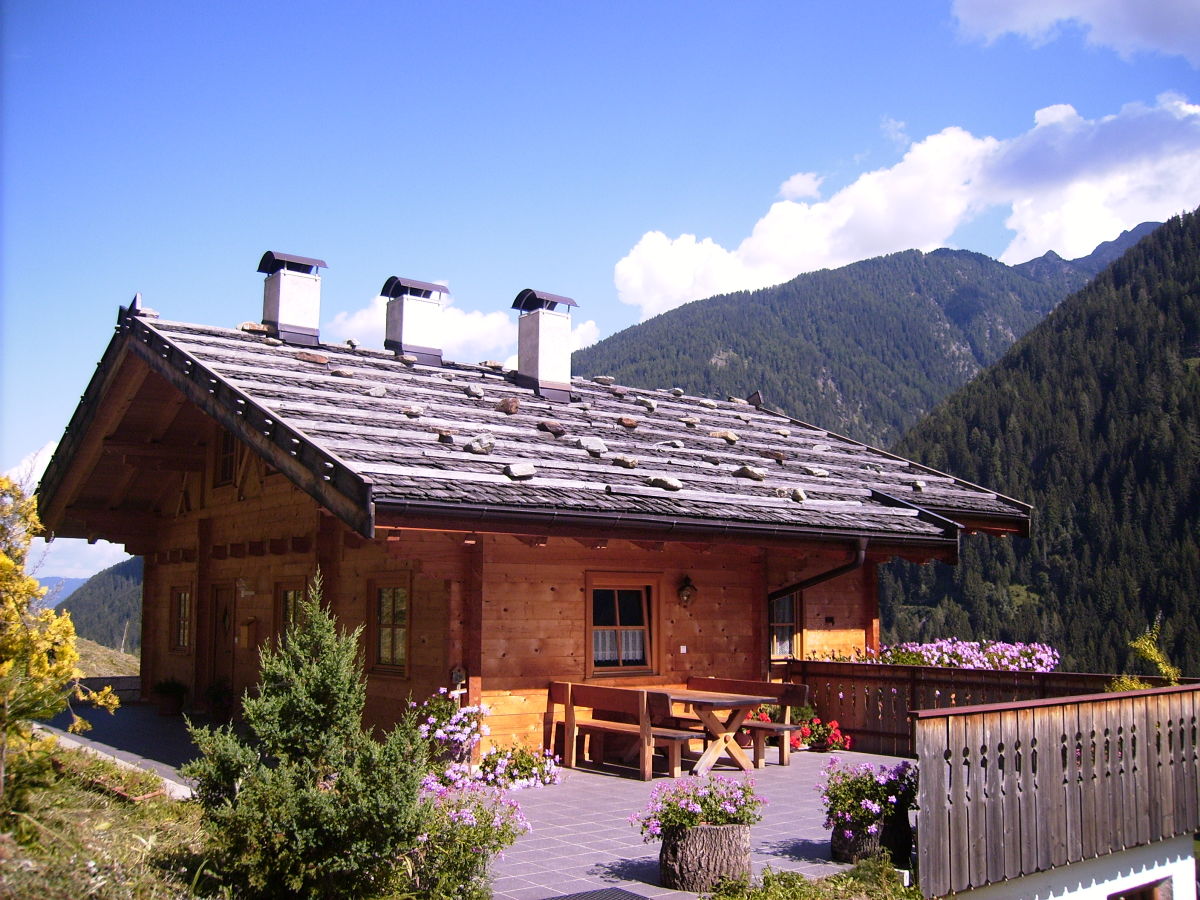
left=710, top=858, right=922, bottom=900
left=0, top=747, right=212, bottom=900
left=75, top=637, right=140, bottom=678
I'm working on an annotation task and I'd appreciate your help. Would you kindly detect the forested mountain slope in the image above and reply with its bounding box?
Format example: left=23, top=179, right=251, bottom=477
left=882, top=211, right=1200, bottom=676
left=575, top=234, right=1150, bottom=447
left=59, top=556, right=143, bottom=653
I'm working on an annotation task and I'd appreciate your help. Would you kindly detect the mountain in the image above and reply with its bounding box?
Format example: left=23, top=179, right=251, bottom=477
left=1012, top=221, right=1160, bottom=293
left=59, top=556, right=143, bottom=653
left=574, top=229, right=1156, bottom=448
left=38, top=575, right=89, bottom=606
left=881, top=212, right=1200, bottom=676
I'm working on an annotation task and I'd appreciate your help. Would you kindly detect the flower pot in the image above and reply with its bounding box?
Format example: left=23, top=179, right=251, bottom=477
left=659, top=823, right=751, bottom=891
left=830, top=812, right=913, bottom=867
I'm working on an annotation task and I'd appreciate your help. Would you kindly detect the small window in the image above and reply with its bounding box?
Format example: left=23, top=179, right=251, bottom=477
left=371, top=579, right=410, bottom=674
left=170, top=587, right=192, bottom=651
left=586, top=573, right=658, bottom=676
left=769, top=593, right=797, bottom=659
left=214, top=430, right=236, bottom=487
left=276, top=582, right=306, bottom=638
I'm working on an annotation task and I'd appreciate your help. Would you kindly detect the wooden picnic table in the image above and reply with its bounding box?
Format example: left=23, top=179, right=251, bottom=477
left=662, top=687, right=776, bottom=776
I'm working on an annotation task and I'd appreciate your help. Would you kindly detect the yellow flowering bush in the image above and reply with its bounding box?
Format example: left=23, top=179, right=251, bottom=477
left=0, top=476, right=118, bottom=820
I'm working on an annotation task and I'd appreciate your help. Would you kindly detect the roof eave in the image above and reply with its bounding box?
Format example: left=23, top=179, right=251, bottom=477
left=373, top=497, right=961, bottom=560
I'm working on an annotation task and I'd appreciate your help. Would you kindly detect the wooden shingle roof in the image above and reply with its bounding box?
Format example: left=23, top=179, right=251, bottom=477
left=39, top=305, right=1030, bottom=552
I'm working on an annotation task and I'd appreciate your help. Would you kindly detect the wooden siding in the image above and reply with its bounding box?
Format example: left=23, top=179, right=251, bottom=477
left=783, top=660, right=1188, bottom=757
left=138, top=423, right=884, bottom=748
left=915, top=685, right=1200, bottom=898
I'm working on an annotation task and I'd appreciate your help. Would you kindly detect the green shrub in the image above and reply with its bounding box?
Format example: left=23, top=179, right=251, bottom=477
left=183, top=574, right=426, bottom=899
left=711, top=858, right=922, bottom=899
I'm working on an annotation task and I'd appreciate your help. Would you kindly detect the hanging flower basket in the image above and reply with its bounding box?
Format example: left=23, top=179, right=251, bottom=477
left=660, top=823, right=751, bottom=891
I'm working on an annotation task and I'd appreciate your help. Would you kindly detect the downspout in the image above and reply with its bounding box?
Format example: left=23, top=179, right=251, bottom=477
left=767, top=538, right=869, bottom=602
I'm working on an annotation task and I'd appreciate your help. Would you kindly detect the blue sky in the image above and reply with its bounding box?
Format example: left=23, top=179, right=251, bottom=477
left=3, top=0, right=1199, bottom=576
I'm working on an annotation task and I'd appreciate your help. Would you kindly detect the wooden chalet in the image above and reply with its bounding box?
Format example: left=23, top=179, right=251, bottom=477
left=37, top=252, right=1030, bottom=748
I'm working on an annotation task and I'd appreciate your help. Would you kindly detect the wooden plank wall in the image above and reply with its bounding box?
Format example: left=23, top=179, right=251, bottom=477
left=915, top=685, right=1200, bottom=898
left=479, top=537, right=766, bottom=750
left=784, top=660, right=1183, bottom=757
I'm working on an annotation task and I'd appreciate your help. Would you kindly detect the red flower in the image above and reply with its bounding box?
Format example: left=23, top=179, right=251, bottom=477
left=812, top=717, right=822, bottom=725
left=828, top=720, right=839, bottom=729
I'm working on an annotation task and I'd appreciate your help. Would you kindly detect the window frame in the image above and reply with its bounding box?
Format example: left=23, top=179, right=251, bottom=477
left=584, top=571, right=661, bottom=678
left=768, top=591, right=800, bottom=661
left=368, top=576, right=412, bottom=678
left=275, top=580, right=307, bottom=641
left=169, top=585, right=193, bottom=653
left=213, top=429, right=236, bottom=487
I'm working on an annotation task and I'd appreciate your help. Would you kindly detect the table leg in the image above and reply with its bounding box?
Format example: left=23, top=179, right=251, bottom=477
left=690, top=708, right=756, bottom=775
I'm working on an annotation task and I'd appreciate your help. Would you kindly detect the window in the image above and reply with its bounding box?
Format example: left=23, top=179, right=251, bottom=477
left=170, top=587, right=192, bottom=651
left=371, top=580, right=410, bottom=674
left=276, top=582, right=306, bottom=638
left=214, top=430, right=236, bottom=486
left=586, top=573, right=658, bottom=676
left=769, top=593, right=797, bottom=659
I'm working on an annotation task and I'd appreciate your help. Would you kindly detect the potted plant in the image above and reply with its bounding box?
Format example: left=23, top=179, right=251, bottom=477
left=818, top=758, right=918, bottom=866
left=630, top=774, right=763, bottom=891
left=797, top=714, right=851, bottom=751
left=152, top=677, right=188, bottom=716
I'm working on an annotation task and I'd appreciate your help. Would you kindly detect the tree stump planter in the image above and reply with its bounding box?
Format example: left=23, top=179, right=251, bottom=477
left=659, top=823, right=751, bottom=891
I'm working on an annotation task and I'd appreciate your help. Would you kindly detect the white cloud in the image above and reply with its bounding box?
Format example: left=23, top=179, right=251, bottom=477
left=327, top=293, right=517, bottom=364
left=615, top=94, right=1200, bottom=319
left=778, top=172, right=823, bottom=201
left=953, top=0, right=1200, bottom=66
left=881, top=116, right=909, bottom=148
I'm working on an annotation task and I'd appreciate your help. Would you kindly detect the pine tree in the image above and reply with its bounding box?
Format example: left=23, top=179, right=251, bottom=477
left=183, top=574, right=426, bottom=899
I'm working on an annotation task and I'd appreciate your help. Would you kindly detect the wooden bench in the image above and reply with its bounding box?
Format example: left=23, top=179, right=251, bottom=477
left=684, top=676, right=810, bottom=767
left=548, top=681, right=698, bottom=780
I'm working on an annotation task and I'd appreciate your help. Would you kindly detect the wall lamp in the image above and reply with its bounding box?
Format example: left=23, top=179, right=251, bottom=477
left=677, top=575, right=698, bottom=607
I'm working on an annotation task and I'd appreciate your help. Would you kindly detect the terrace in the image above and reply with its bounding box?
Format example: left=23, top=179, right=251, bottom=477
left=47, top=669, right=1200, bottom=900
left=46, top=700, right=890, bottom=899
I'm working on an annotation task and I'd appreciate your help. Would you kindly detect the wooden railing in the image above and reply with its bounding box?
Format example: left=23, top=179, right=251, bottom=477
left=914, top=685, right=1200, bottom=898
left=783, top=660, right=1183, bottom=757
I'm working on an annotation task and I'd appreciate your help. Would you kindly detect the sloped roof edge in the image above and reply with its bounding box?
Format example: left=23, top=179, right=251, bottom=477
left=39, top=306, right=375, bottom=538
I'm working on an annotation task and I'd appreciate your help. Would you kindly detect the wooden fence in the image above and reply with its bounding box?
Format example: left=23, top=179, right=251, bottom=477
left=783, top=660, right=1183, bottom=757
left=914, top=684, right=1200, bottom=898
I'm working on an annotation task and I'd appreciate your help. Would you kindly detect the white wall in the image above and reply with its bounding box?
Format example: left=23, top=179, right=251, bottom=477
left=953, top=835, right=1196, bottom=900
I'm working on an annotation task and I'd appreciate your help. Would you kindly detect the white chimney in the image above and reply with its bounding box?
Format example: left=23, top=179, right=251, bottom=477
left=512, top=288, right=577, bottom=402
left=258, top=251, right=326, bottom=346
left=381, top=276, right=447, bottom=366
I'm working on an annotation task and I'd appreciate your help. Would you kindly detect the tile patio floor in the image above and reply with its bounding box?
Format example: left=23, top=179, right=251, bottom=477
left=40, top=702, right=906, bottom=900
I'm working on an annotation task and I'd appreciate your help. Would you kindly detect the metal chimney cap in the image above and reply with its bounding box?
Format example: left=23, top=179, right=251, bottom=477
left=257, top=251, right=328, bottom=275
left=380, top=276, right=447, bottom=299
left=512, top=288, right=578, bottom=313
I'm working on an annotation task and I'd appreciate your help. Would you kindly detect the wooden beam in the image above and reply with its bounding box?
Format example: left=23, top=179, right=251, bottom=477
left=104, top=390, right=189, bottom=509
left=573, top=537, right=608, bottom=550
left=121, top=453, right=204, bottom=472
left=681, top=542, right=712, bottom=554
left=514, top=535, right=548, bottom=548
left=102, top=438, right=205, bottom=458
left=632, top=540, right=665, bottom=552
left=41, top=352, right=150, bottom=529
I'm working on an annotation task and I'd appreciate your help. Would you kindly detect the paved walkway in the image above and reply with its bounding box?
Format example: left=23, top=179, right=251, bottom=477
left=41, top=703, right=903, bottom=899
